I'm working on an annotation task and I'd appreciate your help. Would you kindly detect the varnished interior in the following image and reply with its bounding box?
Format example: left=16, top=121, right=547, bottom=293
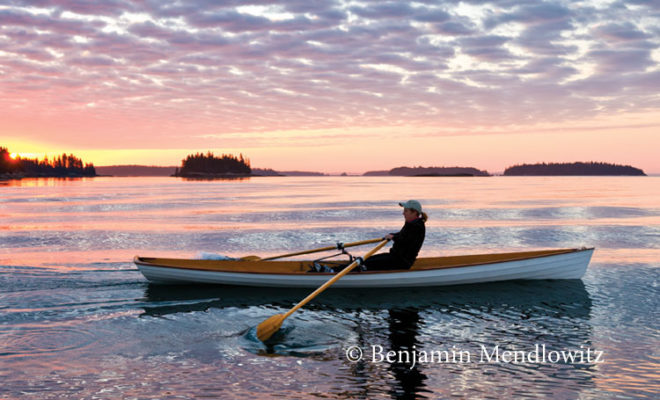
left=135, top=248, right=585, bottom=275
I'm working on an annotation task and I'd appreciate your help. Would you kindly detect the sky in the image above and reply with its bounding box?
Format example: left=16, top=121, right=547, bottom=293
left=1, top=0, right=659, bottom=174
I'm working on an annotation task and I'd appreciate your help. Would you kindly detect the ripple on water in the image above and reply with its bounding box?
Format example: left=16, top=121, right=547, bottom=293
left=240, top=313, right=351, bottom=359
left=0, top=324, right=97, bottom=357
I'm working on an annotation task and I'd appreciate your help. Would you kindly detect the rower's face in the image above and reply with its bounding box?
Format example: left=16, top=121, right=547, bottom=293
left=403, top=208, right=418, bottom=222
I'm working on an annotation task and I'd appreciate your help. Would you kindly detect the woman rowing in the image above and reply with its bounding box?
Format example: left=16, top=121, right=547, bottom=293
left=311, top=200, right=427, bottom=273
left=363, top=200, right=427, bottom=271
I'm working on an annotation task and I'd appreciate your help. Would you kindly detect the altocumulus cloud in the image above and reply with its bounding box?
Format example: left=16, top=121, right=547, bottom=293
left=0, top=0, right=659, bottom=137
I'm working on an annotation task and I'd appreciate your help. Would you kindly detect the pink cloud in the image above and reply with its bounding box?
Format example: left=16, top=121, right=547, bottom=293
left=0, top=0, right=658, bottom=172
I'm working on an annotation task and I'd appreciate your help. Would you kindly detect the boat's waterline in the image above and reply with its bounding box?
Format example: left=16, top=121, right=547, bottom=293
left=135, top=248, right=593, bottom=287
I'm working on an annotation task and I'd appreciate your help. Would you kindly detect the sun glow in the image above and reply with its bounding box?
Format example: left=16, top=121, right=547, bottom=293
left=9, top=152, right=42, bottom=160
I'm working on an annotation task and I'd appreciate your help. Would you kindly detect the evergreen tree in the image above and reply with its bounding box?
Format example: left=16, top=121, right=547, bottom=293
left=1, top=148, right=96, bottom=177
left=1, top=147, right=20, bottom=174
left=176, top=151, right=252, bottom=176
left=504, top=162, right=646, bottom=176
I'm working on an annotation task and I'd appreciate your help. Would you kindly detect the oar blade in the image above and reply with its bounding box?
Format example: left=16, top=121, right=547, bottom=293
left=256, top=313, right=286, bottom=342
left=255, top=239, right=390, bottom=343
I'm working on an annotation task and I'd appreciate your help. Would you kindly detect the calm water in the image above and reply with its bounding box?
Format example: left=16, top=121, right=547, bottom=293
left=1, top=176, right=658, bottom=399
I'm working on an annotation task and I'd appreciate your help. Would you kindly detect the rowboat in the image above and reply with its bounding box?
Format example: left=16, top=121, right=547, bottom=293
left=134, top=247, right=594, bottom=288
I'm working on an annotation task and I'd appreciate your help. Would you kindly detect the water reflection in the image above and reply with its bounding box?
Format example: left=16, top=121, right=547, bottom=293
left=142, top=280, right=592, bottom=318
left=386, top=307, right=429, bottom=399
left=142, top=280, right=594, bottom=397
left=1, top=177, right=96, bottom=187
left=3, top=176, right=658, bottom=398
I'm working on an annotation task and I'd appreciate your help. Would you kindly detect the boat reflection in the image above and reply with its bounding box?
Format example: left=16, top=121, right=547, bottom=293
left=142, top=279, right=592, bottom=319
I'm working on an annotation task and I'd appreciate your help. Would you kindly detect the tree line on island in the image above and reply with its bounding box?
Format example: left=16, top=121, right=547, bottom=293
left=2, top=146, right=648, bottom=178
left=1, top=147, right=96, bottom=179
left=504, top=162, right=646, bottom=176
left=93, top=158, right=651, bottom=177
left=173, top=152, right=251, bottom=177
left=363, top=166, right=490, bottom=176
left=171, top=152, right=324, bottom=177
left=172, top=154, right=645, bottom=177
left=171, top=153, right=493, bottom=177
left=365, top=163, right=645, bottom=177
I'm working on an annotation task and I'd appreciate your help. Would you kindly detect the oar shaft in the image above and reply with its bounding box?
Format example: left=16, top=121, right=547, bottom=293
left=260, top=238, right=382, bottom=261
left=283, top=239, right=389, bottom=319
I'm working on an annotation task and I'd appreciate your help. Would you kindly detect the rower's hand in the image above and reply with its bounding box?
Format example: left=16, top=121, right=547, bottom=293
left=384, top=234, right=394, bottom=240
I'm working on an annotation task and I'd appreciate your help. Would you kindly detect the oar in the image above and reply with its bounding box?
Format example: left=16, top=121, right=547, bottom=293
left=256, top=239, right=390, bottom=342
left=240, top=238, right=383, bottom=261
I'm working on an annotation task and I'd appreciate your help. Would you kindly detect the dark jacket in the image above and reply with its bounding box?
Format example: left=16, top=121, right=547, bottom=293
left=389, top=217, right=426, bottom=267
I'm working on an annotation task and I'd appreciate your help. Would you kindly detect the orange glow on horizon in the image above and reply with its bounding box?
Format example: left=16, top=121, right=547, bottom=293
left=3, top=110, right=659, bottom=174
left=11, top=152, right=44, bottom=160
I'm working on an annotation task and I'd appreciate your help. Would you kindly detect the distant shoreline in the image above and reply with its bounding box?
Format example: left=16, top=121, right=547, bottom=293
left=7, top=163, right=649, bottom=179
left=504, top=162, right=646, bottom=176
left=83, top=163, right=653, bottom=178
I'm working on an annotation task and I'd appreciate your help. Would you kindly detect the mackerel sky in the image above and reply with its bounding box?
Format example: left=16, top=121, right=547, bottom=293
left=1, top=0, right=659, bottom=173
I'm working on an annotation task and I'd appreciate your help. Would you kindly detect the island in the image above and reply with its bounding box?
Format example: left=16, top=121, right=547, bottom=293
left=173, top=152, right=251, bottom=178
left=363, top=166, right=490, bottom=177
left=1, top=147, right=96, bottom=179
left=503, top=162, right=646, bottom=176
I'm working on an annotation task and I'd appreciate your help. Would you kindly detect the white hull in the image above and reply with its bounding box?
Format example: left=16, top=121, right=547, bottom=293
left=136, top=248, right=593, bottom=288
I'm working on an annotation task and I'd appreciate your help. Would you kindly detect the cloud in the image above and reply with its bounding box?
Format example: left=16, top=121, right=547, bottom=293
left=0, top=7, right=105, bottom=35
left=515, top=19, right=577, bottom=56
left=433, top=21, right=475, bottom=36
left=0, top=0, right=658, bottom=146
left=349, top=2, right=417, bottom=19
left=457, top=35, right=516, bottom=62
left=587, top=48, right=654, bottom=73
left=594, top=22, right=652, bottom=42
left=484, top=2, right=572, bottom=29
left=413, top=9, right=451, bottom=23
left=187, top=10, right=286, bottom=32
left=3, top=0, right=134, bottom=16
left=68, top=55, right=118, bottom=66
left=514, top=57, right=578, bottom=81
